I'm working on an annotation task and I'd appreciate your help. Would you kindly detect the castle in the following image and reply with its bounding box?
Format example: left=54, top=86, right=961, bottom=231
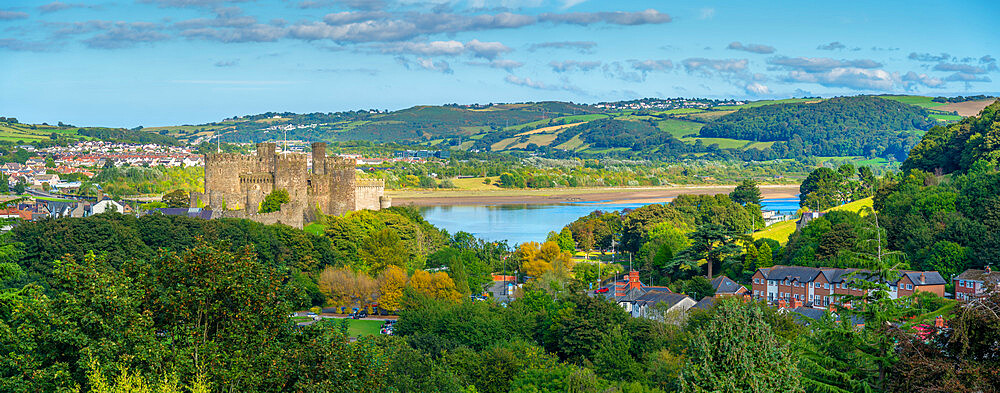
left=190, top=142, right=389, bottom=228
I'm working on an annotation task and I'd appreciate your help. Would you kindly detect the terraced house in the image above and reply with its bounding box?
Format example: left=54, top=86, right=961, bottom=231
left=750, top=265, right=945, bottom=308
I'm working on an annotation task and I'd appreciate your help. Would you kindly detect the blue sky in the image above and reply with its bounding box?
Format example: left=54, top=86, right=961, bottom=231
left=1, top=0, right=997, bottom=128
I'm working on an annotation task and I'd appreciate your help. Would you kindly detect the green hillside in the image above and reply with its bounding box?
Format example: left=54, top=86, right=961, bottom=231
left=129, top=95, right=991, bottom=162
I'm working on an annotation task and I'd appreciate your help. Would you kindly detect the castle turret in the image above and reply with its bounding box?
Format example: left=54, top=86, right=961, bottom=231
left=312, top=142, right=327, bottom=175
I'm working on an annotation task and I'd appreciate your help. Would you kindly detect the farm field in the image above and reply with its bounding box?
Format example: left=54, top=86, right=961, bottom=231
left=717, top=98, right=821, bottom=109
left=877, top=95, right=947, bottom=109
left=754, top=197, right=873, bottom=244
left=656, top=118, right=703, bottom=138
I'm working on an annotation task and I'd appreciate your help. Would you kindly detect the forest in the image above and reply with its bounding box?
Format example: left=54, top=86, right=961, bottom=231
left=699, top=96, right=934, bottom=159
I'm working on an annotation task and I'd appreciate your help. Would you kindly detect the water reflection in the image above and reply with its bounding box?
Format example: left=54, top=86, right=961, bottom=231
left=420, top=197, right=799, bottom=245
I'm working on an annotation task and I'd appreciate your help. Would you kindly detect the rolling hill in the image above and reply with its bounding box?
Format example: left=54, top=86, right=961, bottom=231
left=133, top=95, right=992, bottom=160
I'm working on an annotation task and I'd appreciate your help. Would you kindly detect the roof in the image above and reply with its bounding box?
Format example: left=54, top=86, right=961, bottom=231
left=710, top=276, right=745, bottom=294
left=633, top=291, right=692, bottom=309
left=900, top=271, right=947, bottom=286
left=761, top=266, right=823, bottom=283
left=692, top=296, right=717, bottom=310
left=761, top=265, right=945, bottom=286
left=954, top=268, right=1000, bottom=283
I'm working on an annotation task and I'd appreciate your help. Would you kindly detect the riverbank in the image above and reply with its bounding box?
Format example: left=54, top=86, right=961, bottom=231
left=389, top=184, right=800, bottom=206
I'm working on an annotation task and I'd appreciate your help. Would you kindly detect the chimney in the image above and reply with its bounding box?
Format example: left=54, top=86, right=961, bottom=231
left=934, top=315, right=945, bottom=329
left=920, top=273, right=926, bottom=284
left=628, top=271, right=641, bottom=290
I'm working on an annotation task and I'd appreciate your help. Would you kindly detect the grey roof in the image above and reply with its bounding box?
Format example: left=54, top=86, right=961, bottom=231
left=710, top=276, right=745, bottom=294
left=633, top=291, right=692, bottom=309
left=901, top=271, right=947, bottom=286
left=787, top=307, right=864, bottom=326
left=761, top=266, right=823, bottom=283
left=692, top=296, right=717, bottom=310
left=762, top=265, right=945, bottom=287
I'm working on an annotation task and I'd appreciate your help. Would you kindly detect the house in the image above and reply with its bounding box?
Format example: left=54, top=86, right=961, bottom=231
left=92, top=199, right=124, bottom=214
left=710, top=275, right=750, bottom=297
left=32, top=174, right=60, bottom=187
left=796, top=211, right=825, bottom=230
left=594, top=271, right=688, bottom=319
left=954, top=266, right=1000, bottom=301
left=750, top=265, right=946, bottom=309
left=630, top=290, right=696, bottom=322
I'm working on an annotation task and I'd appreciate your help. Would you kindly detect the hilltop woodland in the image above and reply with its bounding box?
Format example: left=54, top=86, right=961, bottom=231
left=145, top=95, right=958, bottom=162
left=699, top=96, right=933, bottom=159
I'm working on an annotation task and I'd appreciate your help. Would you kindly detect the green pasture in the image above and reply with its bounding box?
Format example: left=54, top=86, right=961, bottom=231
left=656, top=118, right=703, bottom=138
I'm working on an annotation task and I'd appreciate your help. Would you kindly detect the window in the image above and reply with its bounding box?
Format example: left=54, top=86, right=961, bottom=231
left=959, top=280, right=965, bottom=287
left=907, top=284, right=913, bottom=290
left=824, top=283, right=829, bottom=289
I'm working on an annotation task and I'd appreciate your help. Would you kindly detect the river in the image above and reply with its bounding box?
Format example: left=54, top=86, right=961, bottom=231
left=419, top=197, right=800, bottom=245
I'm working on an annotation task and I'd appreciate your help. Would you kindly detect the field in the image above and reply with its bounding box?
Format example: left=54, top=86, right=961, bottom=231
left=937, top=98, right=998, bottom=116
left=504, top=114, right=607, bottom=132
left=929, top=113, right=963, bottom=122
left=683, top=137, right=751, bottom=149
left=717, top=98, right=822, bottom=110
left=754, top=197, right=874, bottom=244
left=877, top=95, right=947, bottom=109
left=0, top=122, right=88, bottom=142
left=656, top=118, right=703, bottom=138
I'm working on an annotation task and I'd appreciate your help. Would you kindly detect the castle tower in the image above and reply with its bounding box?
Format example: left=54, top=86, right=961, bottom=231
left=311, top=142, right=327, bottom=175
left=256, top=142, right=277, bottom=173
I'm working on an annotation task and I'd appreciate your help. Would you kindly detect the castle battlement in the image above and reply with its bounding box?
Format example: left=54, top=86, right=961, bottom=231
left=207, top=153, right=258, bottom=163
left=356, top=178, right=385, bottom=187
left=276, top=153, right=308, bottom=162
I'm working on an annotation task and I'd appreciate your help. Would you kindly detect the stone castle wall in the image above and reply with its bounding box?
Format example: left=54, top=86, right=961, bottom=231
left=354, top=178, right=386, bottom=211
left=197, top=142, right=383, bottom=228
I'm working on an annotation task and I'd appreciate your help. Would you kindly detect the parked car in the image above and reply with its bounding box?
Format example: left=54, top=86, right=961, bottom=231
left=351, top=310, right=368, bottom=319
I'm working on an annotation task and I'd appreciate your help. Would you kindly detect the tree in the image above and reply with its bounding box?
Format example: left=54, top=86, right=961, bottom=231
left=161, top=189, right=189, bottom=208
left=679, top=223, right=744, bottom=279
left=378, top=265, right=408, bottom=312
left=683, top=276, right=716, bottom=300
left=923, top=240, right=968, bottom=280
left=358, top=228, right=409, bottom=275
left=556, top=228, right=575, bottom=252
left=757, top=242, right=773, bottom=268
left=258, top=188, right=290, bottom=213
left=518, top=241, right=574, bottom=278
left=679, top=299, right=804, bottom=393
left=730, top=178, right=762, bottom=205
left=409, top=270, right=462, bottom=302
left=800, top=167, right=842, bottom=210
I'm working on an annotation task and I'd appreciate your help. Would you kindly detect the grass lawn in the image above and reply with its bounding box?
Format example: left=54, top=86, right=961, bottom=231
left=316, top=318, right=384, bottom=337
left=450, top=176, right=501, bottom=190
left=303, top=222, right=326, bottom=236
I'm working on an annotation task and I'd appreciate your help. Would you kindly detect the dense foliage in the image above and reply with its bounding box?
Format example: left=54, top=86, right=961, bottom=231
left=699, top=96, right=933, bottom=159
left=902, top=100, right=1000, bottom=174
